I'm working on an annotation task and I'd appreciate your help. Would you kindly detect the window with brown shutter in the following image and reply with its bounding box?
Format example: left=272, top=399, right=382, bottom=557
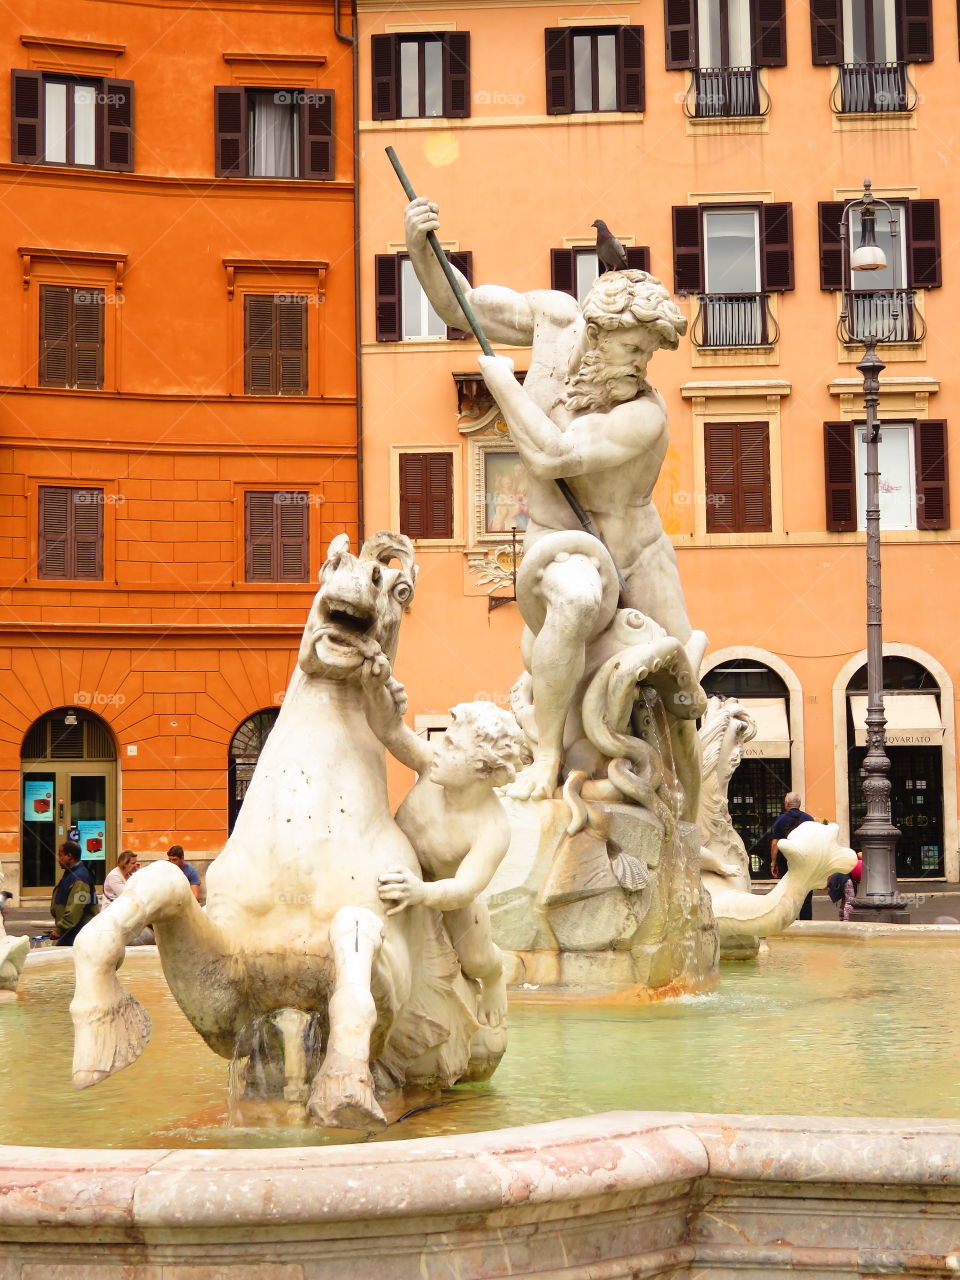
left=370, top=34, right=471, bottom=120
left=244, top=295, right=307, bottom=395
left=11, top=71, right=134, bottom=170
left=810, top=0, right=843, bottom=63
left=399, top=453, right=454, bottom=539
left=551, top=245, right=651, bottom=301
left=824, top=422, right=856, bottom=531
left=759, top=203, right=794, bottom=291
left=375, top=254, right=472, bottom=342
left=704, top=423, right=771, bottom=533
left=751, top=0, right=788, bottom=65
left=672, top=206, right=704, bottom=294
left=915, top=420, right=949, bottom=529
left=244, top=491, right=310, bottom=582
left=39, top=286, right=104, bottom=389
left=818, top=197, right=942, bottom=292
left=810, top=0, right=932, bottom=67
left=38, top=486, right=103, bottom=580
left=544, top=26, right=645, bottom=113
left=214, top=87, right=336, bottom=178
left=664, top=0, right=697, bottom=68
left=826, top=419, right=949, bottom=531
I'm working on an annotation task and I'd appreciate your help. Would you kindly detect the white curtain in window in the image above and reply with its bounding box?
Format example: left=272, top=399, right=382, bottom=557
left=45, top=82, right=67, bottom=163
left=704, top=208, right=760, bottom=293
left=250, top=95, right=298, bottom=178
left=856, top=423, right=915, bottom=530
left=73, top=85, right=97, bottom=166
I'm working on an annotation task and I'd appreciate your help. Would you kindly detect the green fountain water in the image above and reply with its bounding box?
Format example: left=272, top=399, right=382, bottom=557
left=5, top=938, right=957, bottom=1150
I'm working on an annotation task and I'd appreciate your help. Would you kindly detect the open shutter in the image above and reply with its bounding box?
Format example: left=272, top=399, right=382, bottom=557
left=302, top=90, right=334, bottom=179
left=544, top=29, right=574, bottom=114
left=11, top=70, right=43, bottom=163
left=375, top=255, right=402, bottom=342
left=277, top=298, right=307, bottom=394
left=442, top=32, right=471, bottom=117
left=704, top=425, right=739, bottom=532
left=245, top=491, right=278, bottom=580
left=752, top=0, right=788, bottom=65
left=39, top=286, right=71, bottom=387
left=277, top=496, right=309, bottom=580
left=810, top=0, right=844, bottom=63
left=38, top=486, right=69, bottom=578
left=738, top=423, right=772, bottom=531
left=818, top=201, right=845, bottom=290
left=372, top=34, right=399, bottom=120
left=72, top=489, right=103, bottom=580
left=824, top=422, right=856, bottom=531
left=101, top=79, right=134, bottom=172
left=445, top=251, right=473, bottom=340
left=664, top=0, right=697, bottom=68
left=215, top=87, right=246, bottom=176
left=399, top=454, right=428, bottom=538
left=551, top=249, right=577, bottom=296
left=673, top=206, right=704, bottom=293
left=907, top=199, right=941, bottom=289
left=73, top=290, right=104, bottom=390
left=245, top=295, right=277, bottom=394
left=915, top=420, right=949, bottom=529
left=898, top=0, right=933, bottom=62
left=760, top=203, right=794, bottom=292
left=615, top=26, right=645, bottom=111
left=625, top=246, right=651, bottom=273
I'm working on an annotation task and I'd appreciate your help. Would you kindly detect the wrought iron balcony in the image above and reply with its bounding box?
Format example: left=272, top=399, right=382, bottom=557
left=839, top=288, right=923, bottom=345
left=685, top=66, right=768, bottom=119
left=691, top=292, right=778, bottom=348
left=832, top=62, right=916, bottom=114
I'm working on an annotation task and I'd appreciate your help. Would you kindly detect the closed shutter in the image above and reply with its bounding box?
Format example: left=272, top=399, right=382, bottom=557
left=551, top=248, right=577, bottom=296
left=11, top=70, right=43, bottom=163
left=907, top=199, right=941, bottom=289
left=615, top=26, right=645, bottom=111
left=375, top=255, right=402, bottom=342
left=898, top=0, right=933, bottom=62
left=245, top=491, right=278, bottom=581
left=544, top=29, right=574, bottom=114
left=72, top=490, right=103, bottom=580
left=73, top=291, right=105, bottom=389
left=664, top=0, right=697, bottom=68
left=101, top=79, right=134, bottom=171
left=824, top=421, right=856, bottom=531
left=442, top=32, right=471, bottom=117
left=445, top=251, right=473, bottom=340
left=38, top=487, right=102, bottom=580
left=38, top=486, right=70, bottom=578
left=244, top=295, right=277, bottom=394
left=673, top=205, right=704, bottom=293
left=626, top=245, right=651, bottom=272
left=399, top=453, right=453, bottom=538
left=704, top=425, right=738, bottom=532
left=752, top=0, right=788, bottom=65
left=704, top=423, right=771, bottom=533
left=215, top=86, right=247, bottom=176
left=302, top=90, right=334, bottom=179
left=760, top=203, right=794, bottom=292
left=277, top=496, right=310, bottom=581
left=738, top=423, right=772, bottom=531
left=810, top=0, right=844, bottom=63
left=372, top=34, right=399, bottom=120
left=818, top=201, right=845, bottom=290
left=915, top=420, right=949, bottom=529
left=277, top=297, right=307, bottom=394
left=39, top=286, right=72, bottom=387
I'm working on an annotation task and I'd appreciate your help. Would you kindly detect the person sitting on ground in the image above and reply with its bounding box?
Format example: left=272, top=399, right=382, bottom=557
left=102, top=850, right=140, bottom=905
left=363, top=670, right=526, bottom=1027
left=166, top=845, right=201, bottom=901
left=49, top=840, right=99, bottom=946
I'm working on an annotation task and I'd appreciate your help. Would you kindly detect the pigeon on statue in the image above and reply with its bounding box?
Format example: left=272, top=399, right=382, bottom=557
left=591, top=219, right=629, bottom=272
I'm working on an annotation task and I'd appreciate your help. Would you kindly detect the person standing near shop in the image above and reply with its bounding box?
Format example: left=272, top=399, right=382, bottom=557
left=769, top=792, right=816, bottom=919
left=49, top=840, right=99, bottom=946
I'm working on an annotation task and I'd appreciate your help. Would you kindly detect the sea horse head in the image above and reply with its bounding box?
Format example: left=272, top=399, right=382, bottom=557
left=298, top=531, right=419, bottom=680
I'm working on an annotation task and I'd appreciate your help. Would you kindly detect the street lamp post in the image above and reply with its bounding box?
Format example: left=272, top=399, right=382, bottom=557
left=839, top=179, right=909, bottom=922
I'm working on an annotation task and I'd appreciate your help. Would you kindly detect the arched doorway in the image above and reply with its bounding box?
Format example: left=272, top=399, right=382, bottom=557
left=20, top=708, right=117, bottom=891
left=228, top=709, right=279, bottom=833
left=846, top=657, right=944, bottom=877
left=701, top=659, right=793, bottom=879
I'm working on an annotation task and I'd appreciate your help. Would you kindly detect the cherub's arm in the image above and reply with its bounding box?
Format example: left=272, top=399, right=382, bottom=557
left=378, top=810, right=510, bottom=915
left=361, top=664, right=433, bottom=775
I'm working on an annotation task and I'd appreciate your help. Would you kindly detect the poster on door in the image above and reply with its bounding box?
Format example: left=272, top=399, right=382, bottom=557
left=23, top=779, right=54, bottom=822
left=76, top=820, right=106, bottom=861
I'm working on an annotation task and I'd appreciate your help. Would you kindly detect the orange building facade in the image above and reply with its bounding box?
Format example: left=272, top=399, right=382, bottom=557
left=0, top=0, right=359, bottom=898
left=359, top=0, right=960, bottom=880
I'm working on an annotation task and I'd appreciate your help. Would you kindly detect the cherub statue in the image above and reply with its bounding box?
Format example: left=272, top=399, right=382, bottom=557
left=363, top=667, right=526, bottom=1028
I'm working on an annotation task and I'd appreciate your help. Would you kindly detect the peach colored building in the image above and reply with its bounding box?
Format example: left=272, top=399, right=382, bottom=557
left=0, top=0, right=358, bottom=898
left=358, top=0, right=960, bottom=880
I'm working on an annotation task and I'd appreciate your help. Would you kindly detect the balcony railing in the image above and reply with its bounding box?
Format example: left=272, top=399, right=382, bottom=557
left=840, top=288, right=923, bottom=345
left=692, top=293, right=778, bottom=348
left=832, top=62, right=917, bottom=114
left=685, top=66, right=768, bottom=119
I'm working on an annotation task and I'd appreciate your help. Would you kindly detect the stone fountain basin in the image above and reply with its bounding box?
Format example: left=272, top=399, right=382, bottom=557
left=3, top=930, right=960, bottom=1277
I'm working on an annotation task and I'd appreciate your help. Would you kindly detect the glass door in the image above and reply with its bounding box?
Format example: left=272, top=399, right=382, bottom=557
left=71, top=774, right=108, bottom=886
left=21, top=770, right=58, bottom=889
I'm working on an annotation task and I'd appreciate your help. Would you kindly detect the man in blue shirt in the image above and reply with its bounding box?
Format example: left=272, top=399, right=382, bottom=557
left=770, top=792, right=815, bottom=918
left=167, top=844, right=201, bottom=901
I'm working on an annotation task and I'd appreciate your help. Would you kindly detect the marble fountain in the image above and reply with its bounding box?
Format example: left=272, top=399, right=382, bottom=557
left=2, top=242, right=960, bottom=1278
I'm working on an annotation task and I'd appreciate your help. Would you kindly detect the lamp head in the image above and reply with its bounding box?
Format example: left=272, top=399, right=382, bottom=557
left=851, top=181, right=887, bottom=273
